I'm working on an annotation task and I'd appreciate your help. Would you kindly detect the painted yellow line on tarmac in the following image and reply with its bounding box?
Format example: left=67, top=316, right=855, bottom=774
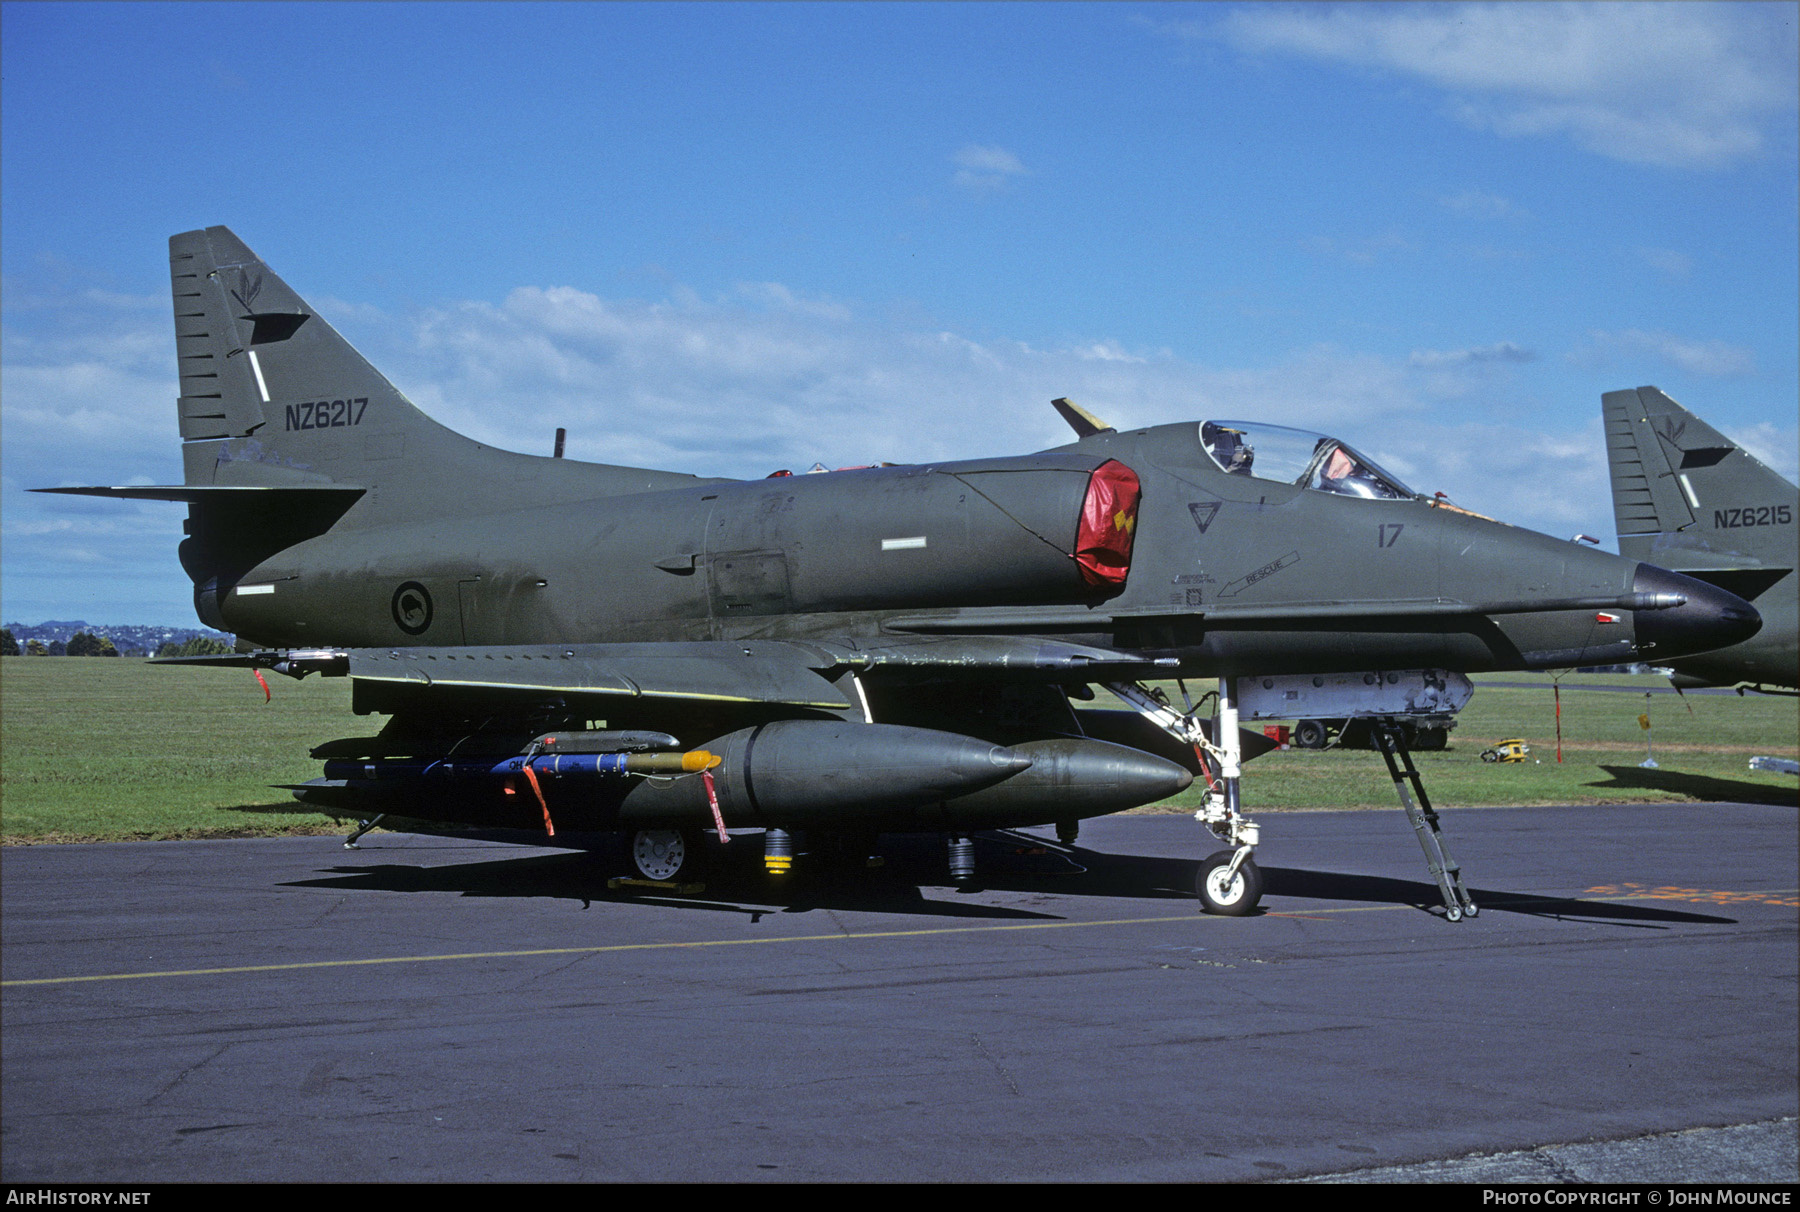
left=11, top=887, right=1789, bottom=988
left=2, top=913, right=1214, bottom=986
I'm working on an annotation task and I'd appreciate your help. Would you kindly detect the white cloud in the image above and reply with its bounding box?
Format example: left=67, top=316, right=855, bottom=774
left=377, top=296, right=1615, bottom=530
left=1075, top=340, right=1150, bottom=364
left=1302, top=232, right=1413, bottom=266
left=1439, top=190, right=1527, bottom=220
left=732, top=281, right=853, bottom=322
left=1409, top=343, right=1535, bottom=368
left=0, top=284, right=162, bottom=315
left=1636, top=247, right=1692, bottom=277
left=1209, top=3, right=1797, bottom=170
left=0, top=309, right=184, bottom=491
left=2, top=513, right=180, bottom=541
left=1370, top=416, right=1614, bottom=532
left=1569, top=329, right=1757, bottom=377
left=952, top=144, right=1030, bottom=194
left=1726, top=421, right=1800, bottom=485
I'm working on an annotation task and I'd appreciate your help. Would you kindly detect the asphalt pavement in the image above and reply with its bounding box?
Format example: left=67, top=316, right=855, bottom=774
left=3, top=804, right=1795, bottom=1183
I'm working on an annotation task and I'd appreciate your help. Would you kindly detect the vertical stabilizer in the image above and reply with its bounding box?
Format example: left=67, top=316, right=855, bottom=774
left=1604, top=386, right=1797, bottom=573
left=1602, top=386, right=1796, bottom=690
left=169, top=226, right=715, bottom=520
left=172, top=226, right=438, bottom=492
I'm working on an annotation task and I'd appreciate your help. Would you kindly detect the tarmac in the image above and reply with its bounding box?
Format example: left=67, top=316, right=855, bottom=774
left=3, top=804, right=1795, bottom=1183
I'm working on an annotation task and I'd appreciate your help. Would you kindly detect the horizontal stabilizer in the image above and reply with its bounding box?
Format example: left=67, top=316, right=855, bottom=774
left=34, top=485, right=366, bottom=505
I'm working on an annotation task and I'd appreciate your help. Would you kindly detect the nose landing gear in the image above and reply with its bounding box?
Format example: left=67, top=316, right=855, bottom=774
left=1107, top=677, right=1263, bottom=916
left=1109, top=673, right=1479, bottom=922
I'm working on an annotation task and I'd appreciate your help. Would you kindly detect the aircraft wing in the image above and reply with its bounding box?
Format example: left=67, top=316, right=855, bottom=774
left=155, top=635, right=1180, bottom=710
left=161, top=641, right=856, bottom=710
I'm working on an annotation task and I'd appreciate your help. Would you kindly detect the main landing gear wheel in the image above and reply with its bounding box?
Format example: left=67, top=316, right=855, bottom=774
left=1197, top=850, right=1263, bottom=916
left=631, top=830, right=699, bottom=882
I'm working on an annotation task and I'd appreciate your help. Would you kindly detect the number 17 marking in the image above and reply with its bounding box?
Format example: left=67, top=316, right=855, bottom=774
left=1378, top=523, right=1404, bottom=548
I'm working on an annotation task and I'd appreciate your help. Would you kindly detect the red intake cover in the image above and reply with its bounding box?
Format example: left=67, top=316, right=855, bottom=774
left=1075, top=459, right=1141, bottom=589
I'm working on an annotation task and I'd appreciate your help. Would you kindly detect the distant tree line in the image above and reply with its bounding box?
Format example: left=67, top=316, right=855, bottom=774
left=66, top=632, right=121, bottom=657
left=1, top=628, right=231, bottom=657
left=3, top=629, right=121, bottom=656
left=4, top=621, right=233, bottom=656
left=155, top=636, right=235, bottom=657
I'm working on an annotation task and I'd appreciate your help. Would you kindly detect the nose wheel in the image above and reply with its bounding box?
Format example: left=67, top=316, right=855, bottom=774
left=1197, top=849, right=1263, bottom=916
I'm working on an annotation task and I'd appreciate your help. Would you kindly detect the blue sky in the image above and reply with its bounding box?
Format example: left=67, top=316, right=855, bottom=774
left=4, top=1, right=1796, bottom=625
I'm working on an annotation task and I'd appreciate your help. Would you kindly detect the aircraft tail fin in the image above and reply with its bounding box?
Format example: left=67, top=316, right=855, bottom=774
left=170, top=226, right=714, bottom=515
left=1603, top=386, right=1797, bottom=583
left=172, top=226, right=430, bottom=490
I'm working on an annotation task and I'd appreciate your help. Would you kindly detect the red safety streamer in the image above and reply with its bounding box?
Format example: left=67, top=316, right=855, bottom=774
left=520, top=760, right=555, bottom=836
left=1193, top=743, right=1219, bottom=793
left=253, top=668, right=271, bottom=703
left=701, top=768, right=729, bottom=843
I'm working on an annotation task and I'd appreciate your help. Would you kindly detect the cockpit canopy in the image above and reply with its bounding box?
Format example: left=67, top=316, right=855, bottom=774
left=1200, top=420, right=1414, bottom=501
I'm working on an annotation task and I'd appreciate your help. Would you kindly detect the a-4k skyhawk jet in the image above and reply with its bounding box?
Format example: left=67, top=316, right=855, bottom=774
left=40, top=228, right=1761, bottom=918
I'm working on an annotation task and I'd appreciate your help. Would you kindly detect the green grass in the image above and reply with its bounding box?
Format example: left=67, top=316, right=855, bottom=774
left=2, top=658, right=1794, bottom=842
left=2, top=656, right=353, bottom=841
left=1113, top=672, right=1799, bottom=813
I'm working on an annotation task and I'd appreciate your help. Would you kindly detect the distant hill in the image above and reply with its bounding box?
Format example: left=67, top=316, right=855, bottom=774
left=3, top=621, right=234, bottom=658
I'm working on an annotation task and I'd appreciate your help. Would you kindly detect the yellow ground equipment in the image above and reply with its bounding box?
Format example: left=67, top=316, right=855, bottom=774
left=1480, top=739, right=1531, bottom=763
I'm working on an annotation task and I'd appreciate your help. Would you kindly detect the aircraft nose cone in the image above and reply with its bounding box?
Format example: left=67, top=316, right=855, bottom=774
left=1631, top=563, right=1762, bottom=660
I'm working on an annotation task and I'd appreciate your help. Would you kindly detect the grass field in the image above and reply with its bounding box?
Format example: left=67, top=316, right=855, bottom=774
left=2, top=657, right=1794, bottom=843
left=1109, top=673, right=1798, bottom=815
left=2, top=656, right=354, bottom=841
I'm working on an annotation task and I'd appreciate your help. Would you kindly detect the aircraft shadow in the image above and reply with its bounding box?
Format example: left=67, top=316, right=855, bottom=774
left=1254, top=866, right=1736, bottom=926
left=1037, top=845, right=1735, bottom=925
left=217, top=801, right=346, bottom=818
left=1588, top=765, right=1799, bottom=806
left=281, top=833, right=1084, bottom=921
left=276, top=828, right=1733, bottom=926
